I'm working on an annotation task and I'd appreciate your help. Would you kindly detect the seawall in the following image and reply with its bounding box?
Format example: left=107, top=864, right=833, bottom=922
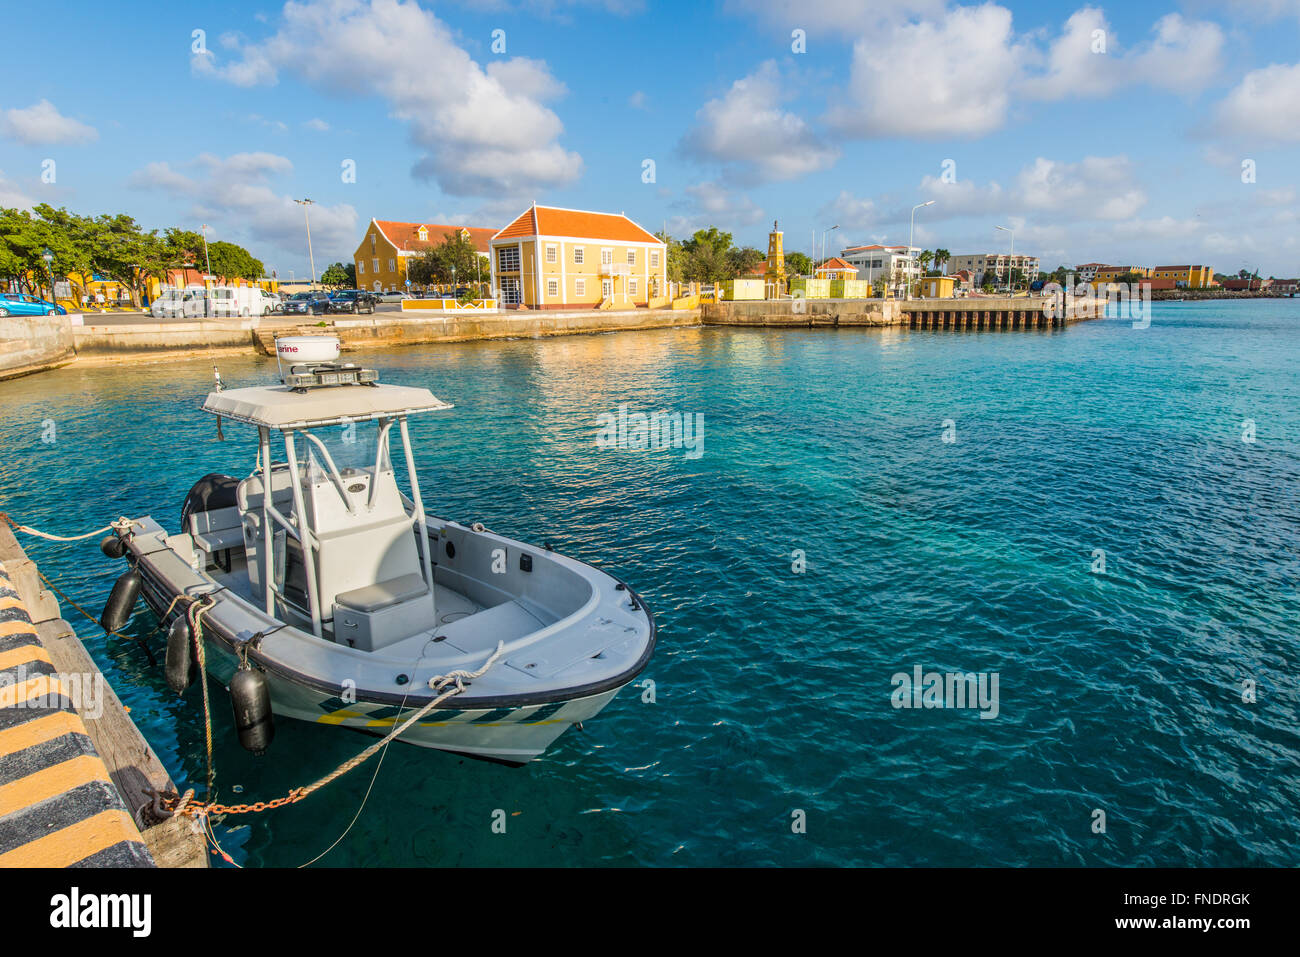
left=0, top=315, right=76, bottom=381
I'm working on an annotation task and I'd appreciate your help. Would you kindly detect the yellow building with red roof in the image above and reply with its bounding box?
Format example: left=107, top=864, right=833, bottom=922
left=814, top=257, right=859, bottom=281
left=353, top=219, right=497, bottom=293
left=488, top=204, right=667, bottom=309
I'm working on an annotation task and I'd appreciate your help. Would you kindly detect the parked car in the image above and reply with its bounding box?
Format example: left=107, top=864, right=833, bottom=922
left=282, top=291, right=332, bottom=316
left=0, top=292, right=66, bottom=317
left=327, top=289, right=379, bottom=314
left=264, top=292, right=284, bottom=314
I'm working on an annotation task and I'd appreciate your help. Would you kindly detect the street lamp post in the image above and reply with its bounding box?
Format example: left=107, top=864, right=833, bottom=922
left=41, top=247, right=56, bottom=310
left=200, top=224, right=212, bottom=279
left=820, top=224, right=839, bottom=280
left=295, top=199, right=317, bottom=288
left=995, top=225, right=1014, bottom=295
left=908, top=201, right=936, bottom=300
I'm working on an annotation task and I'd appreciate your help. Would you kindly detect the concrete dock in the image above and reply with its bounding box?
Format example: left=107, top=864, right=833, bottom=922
left=0, top=526, right=207, bottom=867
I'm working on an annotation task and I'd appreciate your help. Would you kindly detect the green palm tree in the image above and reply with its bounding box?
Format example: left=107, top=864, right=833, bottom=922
left=933, top=248, right=950, bottom=275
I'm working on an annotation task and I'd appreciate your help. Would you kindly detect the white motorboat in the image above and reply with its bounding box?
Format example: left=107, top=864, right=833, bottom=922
left=103, top=339, right=655, bottom=765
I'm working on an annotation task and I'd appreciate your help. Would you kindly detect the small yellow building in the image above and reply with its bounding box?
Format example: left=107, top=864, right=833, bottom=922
left=814, top=257, right=859, bottom=281
left=353, top=219, right=496, bottom=293
left=488, top=204, right=667, bottom=309
left=915, top=276, right=956, bottom=298
left=1149, top=265, right=1214, bottom=289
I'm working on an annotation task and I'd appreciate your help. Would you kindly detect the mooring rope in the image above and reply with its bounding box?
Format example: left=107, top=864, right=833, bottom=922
left=1, top=514, right=138, bottom=542
left=188, top=597, right=217, bottom=797
left=168, top=640, right=506, bottom=820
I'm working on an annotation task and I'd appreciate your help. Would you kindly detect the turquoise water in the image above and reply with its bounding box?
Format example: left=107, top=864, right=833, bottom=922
left=1, top=300, right=1297, bottom=867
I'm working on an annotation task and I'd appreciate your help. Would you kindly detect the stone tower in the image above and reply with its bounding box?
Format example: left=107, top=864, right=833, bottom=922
left=764, top=219, right=786, bottom=296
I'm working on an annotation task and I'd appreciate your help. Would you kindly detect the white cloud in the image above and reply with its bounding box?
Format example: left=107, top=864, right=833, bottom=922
left=818, top=190, right=877, bottom=231
left=303, top=118, right=330, bottom=132
left=1, top=100, right=98, bottom=146
left=1129, top=14, right=1223, bottom=92
left=723, top=0, right=948, bottom=35
left=682, top=61, right=838, bottom=182
left=628, top=90, right=648, bottom=109
left=1213, top=62, right=1300, bottom=143
left=191, top=0, right=581, bottom=198
left=0, top=171, right=34, bottom=208
left=1030, top=10, right=1222, bottom=100
left=1031, top=7, right=1117, bottom=99
left=129, top=152, right=358, bottom=265
left=1013, top=156, right=1146, bottom=219
left=665, top=181, right=765, bottom=235
left=827, top=5, right=1023, bottom=138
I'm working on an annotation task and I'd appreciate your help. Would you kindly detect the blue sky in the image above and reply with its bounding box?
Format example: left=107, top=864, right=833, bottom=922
left=1, top=0, right=1298, bottom=278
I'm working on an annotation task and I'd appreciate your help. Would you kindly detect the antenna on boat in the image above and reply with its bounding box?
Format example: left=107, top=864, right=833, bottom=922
left=212, top=363, right=225, bottom=441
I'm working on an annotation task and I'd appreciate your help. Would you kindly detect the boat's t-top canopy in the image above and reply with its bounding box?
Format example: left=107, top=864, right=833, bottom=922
left=197, top=349, right=453, bottom=639
left=202, top=382, right=452, bottom=430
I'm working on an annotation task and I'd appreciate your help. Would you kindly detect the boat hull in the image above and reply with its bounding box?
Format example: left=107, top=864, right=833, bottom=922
left=137, top=555, right=642, bottom=765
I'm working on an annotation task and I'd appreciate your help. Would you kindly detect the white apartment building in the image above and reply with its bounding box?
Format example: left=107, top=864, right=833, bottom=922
left=947, top=253, right=1041, bottom=287
left=840, top=244, right=921, bottom=292
left=1072, top=263, right=1106, bottom=283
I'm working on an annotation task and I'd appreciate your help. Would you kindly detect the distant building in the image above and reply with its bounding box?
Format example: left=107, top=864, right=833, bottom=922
left=1073, top=262, right=1107, bottom=283
left=840, top=244, right=921, bottom=293
left=1149, top=265, right=1214, bottom=289
left=948, top=252, right=1041, bottom=287
left=353, top=219, right=497, bottom=293
left=1221, top=278, right=1266, bottom=291
left=814, top=257, right=859, bottom=281
left=1271, top=278, right=1298, bottom=294
left=1094, top=265, right=1149, bottom=284
left=488, top=203, right=667, bottom=309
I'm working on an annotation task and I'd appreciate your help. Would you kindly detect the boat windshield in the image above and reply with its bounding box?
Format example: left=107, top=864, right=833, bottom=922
left=295, top=420, right=393, bottom=483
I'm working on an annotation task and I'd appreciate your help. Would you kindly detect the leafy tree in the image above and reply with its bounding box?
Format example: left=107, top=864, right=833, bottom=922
left=319, top=262, right=352, bottom=288
left=726, top=246, right=765, bottom=278
left=206, top=241, right=264, bottom=281
left=918, top=249, right=934, bottom=276
left=932, top=248, right=950, bottom=275
left=785, top=251, right=812, bottom=276
left=409, top=231, right=483, bottom=286
left=654, top=231, right=688, bottom=283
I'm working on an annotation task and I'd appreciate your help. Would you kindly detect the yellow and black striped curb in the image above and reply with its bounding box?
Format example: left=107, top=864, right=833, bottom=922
left=0, top=564, right=153, bottom=867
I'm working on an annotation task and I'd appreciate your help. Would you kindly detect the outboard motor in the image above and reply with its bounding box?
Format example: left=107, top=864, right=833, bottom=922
left=230, top=664, right=274, bottom=755
left=100, top=569, right=141, bottom=633
left=164, top=617, right=197, bottom=694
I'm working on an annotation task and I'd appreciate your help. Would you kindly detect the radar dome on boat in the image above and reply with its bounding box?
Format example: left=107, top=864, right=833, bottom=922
left=275, top=335, right=340, bottom=363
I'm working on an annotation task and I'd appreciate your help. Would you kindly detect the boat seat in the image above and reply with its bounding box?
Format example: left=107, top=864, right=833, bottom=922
left=335, top=573, right=429, bottom=613
left=188, top=506, right=243, bottom=569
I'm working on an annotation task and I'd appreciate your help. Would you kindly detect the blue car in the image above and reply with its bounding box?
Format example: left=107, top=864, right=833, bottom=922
left=0, top=292, right=66, bottom=317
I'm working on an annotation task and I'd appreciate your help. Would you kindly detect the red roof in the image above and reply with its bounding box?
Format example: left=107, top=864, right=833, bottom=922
left=842, top=244, right=910, bottom=253
left=494, top=205, right=662, bottom=244
left=373, top=220, right=497, bottom=254
left=815, top=257, right=857, bottom=272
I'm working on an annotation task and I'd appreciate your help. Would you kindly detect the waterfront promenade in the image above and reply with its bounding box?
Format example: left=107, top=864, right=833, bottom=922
left=0, top=294, right=1111, bottom=381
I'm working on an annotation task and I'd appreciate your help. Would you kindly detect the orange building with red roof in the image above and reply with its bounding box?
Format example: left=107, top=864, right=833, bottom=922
left=353, top=218, right=498, bottom=293
left=488, top=203, right=668, bottom=309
